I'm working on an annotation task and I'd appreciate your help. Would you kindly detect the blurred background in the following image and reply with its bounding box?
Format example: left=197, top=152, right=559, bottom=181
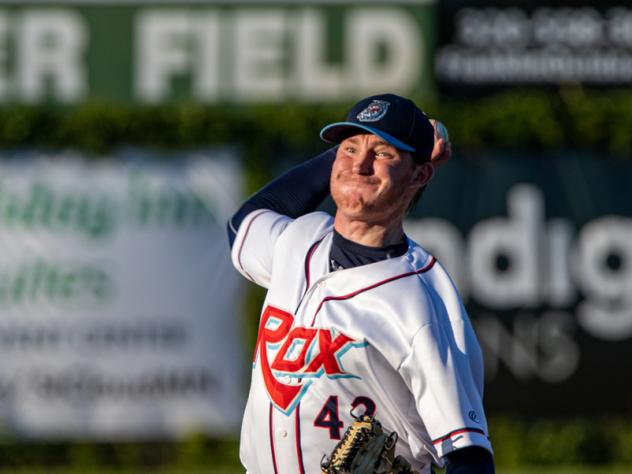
left=0, top=0, right=630, bottom=473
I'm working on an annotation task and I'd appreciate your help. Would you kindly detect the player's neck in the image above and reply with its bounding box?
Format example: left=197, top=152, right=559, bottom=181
left=333, top=214, right=405, bottom=248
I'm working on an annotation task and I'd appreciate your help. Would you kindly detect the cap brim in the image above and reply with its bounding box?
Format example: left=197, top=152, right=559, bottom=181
left=319, top=122, right=416, bottom=152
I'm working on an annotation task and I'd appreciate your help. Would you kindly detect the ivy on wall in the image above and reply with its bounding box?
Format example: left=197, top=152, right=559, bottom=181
left=1, top=87, right=630, bottom=192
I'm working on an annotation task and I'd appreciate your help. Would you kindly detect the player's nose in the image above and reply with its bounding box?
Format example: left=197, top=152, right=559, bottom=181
left=351, top=149, right=374, bottom=175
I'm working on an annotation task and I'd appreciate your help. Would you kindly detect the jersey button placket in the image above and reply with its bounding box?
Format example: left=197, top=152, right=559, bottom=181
left=270, top=412, right=298, bottom=473
left=304, top=278, right=328, bottom=326
left=296, top=275, right=328, bottom=321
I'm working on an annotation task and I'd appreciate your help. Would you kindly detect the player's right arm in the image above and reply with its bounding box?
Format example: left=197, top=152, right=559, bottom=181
left=227, top=147, right=337, bottom=286
left=227, top=147, right=336, bottom=248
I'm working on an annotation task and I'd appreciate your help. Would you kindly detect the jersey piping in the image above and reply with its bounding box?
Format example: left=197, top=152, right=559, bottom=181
left=268, top=400, right=307, bottom=474
left=432, top=427, right=487, bottom=446
left=305, top=237, right=326, bottom=289
left=294, top=231, right=330, bottom=315
left=268, top=403, right=279, bottom=474
left=295, top=404, right=306, bottom=474
left=309, top=256, right=437, bottom=326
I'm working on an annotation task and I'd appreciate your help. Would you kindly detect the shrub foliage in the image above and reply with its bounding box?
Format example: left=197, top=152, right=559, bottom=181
left=1, top=88, right=630, bottom=158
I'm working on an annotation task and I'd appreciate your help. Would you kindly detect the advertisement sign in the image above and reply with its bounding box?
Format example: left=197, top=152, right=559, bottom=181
left=0, top=0, right=436, bottom=104
left=435, top=1, right=632, bottom=92
left=405, top=152, right=632, bottom=415
left=0, top=150, right=245, bottom=439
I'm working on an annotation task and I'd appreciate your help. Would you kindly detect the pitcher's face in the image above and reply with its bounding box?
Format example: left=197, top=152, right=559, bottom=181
left=330, top=134, right=431, bottom=223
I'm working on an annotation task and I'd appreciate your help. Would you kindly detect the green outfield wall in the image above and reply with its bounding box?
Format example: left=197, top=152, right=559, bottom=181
left=0, top=0, right=436, bottom=105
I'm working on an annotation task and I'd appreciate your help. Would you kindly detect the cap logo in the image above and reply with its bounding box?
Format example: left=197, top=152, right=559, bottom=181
left=356, top=100, right=390, bottom=122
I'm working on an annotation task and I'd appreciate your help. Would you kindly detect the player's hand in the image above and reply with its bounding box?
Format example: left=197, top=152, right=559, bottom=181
left=430, top=119, right=451, bottom=168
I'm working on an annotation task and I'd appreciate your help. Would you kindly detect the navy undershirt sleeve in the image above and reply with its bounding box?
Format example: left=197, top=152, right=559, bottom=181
left=227, top=147, right=337, bottom=248
left=444, top=447, right=495, bottom=474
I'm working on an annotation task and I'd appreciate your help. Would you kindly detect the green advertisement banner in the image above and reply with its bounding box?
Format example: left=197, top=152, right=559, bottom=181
left=0, top=150, right=246, bottom=439
left=0, top=0, right=436, bottom=104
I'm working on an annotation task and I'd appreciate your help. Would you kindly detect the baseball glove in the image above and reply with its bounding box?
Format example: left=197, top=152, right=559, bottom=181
left=320, top=414, right=419, bottom=474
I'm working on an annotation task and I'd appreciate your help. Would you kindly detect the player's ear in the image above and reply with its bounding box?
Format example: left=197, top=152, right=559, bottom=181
left=409, top=162, right=434, bottom=189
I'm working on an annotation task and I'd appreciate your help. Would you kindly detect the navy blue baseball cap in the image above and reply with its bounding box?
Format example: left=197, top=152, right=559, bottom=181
left=320, top=93, right=435, bottom=163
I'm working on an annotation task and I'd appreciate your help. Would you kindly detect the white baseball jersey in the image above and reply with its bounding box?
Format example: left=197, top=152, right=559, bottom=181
left=231, top=209, right=492, bottom=474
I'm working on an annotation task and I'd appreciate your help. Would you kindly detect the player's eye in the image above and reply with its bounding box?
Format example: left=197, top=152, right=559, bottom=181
left=344, top=146, right=356, bottom=154
left=375, top=150, right=394, bottom=159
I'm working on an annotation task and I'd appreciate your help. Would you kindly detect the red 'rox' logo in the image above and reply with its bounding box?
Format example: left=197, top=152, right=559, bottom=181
left=254, top=305, right=364, bottom=414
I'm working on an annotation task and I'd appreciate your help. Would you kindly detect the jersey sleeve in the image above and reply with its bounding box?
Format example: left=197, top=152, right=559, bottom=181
left=230, top=209, right=292, bottom=288
left=398, top=317, right=493, bottom=459
left=226, top=148, right=336, bottom=248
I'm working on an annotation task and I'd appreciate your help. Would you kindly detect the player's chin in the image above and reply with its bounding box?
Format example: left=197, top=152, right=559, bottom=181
left=333, top=193, right=369, bottom=216
left=340, top=189, right=379, bottom=207
left=339, top=197, right=389, bottom=219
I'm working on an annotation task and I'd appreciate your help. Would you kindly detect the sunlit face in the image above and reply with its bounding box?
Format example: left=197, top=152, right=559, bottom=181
left=330, top=133, right=429, bottom=224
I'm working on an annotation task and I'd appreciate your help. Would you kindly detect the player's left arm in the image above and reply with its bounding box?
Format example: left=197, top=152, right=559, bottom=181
left=398, top=316, right=494, bottom=463
left=444, top=446, right=495, bottom=473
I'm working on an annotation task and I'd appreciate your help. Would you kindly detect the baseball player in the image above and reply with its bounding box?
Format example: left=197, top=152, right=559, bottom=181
left=227, top=94, right=494, bottom=474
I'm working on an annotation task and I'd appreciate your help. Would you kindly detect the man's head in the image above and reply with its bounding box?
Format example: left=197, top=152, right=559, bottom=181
left=320, top=94, right=435, bottom=225
left=321, top=93, right=435, bottom=165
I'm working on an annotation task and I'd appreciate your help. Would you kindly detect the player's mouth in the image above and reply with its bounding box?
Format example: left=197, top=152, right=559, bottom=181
left=337, top=173, right=380, bottom=186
